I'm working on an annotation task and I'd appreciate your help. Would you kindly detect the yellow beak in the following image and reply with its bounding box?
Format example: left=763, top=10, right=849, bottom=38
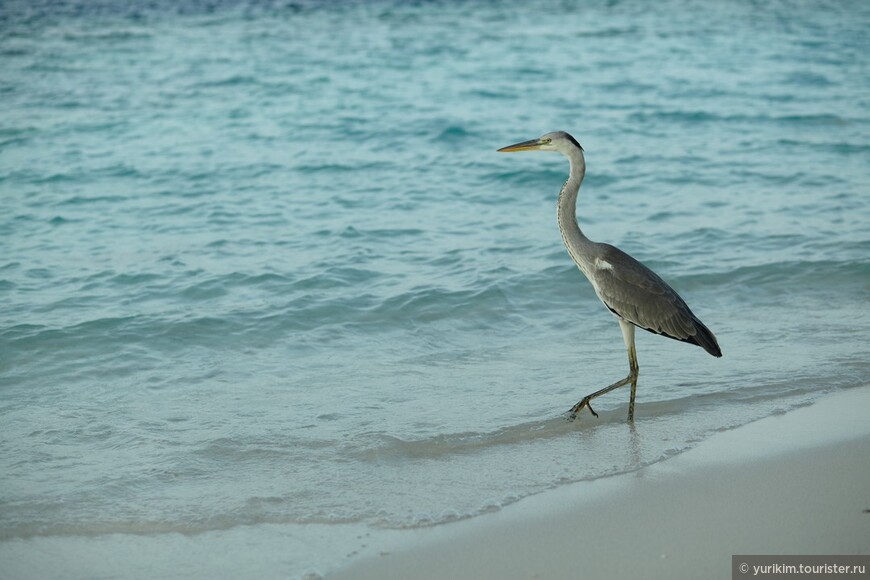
left=497, top=138, right=542, bottom=153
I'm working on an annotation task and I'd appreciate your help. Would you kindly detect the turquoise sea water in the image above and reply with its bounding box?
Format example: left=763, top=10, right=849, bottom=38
left=2, top=0, right=868, bottom=577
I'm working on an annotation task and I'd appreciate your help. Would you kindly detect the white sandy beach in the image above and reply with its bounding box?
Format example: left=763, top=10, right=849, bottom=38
left=329, top=386, right=870, bottom=580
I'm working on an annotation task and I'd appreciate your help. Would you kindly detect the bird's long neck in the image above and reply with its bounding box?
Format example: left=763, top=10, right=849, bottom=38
left=557, top=146, right=594, bottom=273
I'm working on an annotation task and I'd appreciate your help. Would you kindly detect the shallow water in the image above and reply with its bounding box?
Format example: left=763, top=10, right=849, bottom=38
left=1, top=0, right=868, bottom=577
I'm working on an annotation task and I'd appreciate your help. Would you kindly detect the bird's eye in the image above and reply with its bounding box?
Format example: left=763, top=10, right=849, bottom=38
left=543, top=138, right=552, bottom=144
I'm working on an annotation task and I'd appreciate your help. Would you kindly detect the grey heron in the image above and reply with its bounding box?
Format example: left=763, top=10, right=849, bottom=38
left=498, top=131, right=721, bottom=421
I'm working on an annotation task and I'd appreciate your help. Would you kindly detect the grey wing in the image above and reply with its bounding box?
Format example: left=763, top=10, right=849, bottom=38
left=591, top=244, right=722, bottom=356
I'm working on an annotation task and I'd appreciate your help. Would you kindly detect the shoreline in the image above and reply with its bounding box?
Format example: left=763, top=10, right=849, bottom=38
left=328, top=386, right=870, bottom=579
left=1, top=387, right=867, bottom=580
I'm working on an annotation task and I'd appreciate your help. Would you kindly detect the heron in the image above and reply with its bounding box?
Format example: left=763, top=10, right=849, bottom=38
left=498, top=131, right=721, bottom=421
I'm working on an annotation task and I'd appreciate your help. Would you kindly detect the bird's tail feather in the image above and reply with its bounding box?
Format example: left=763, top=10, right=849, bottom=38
left=689, top=317, right=722, bottom=357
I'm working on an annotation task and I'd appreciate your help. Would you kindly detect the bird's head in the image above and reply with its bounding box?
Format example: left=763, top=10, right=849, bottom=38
left=497, top=131, right=584, bottom=155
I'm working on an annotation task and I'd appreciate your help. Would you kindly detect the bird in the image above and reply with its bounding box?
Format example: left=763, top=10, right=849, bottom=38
left=498, top=131, right=721, bottom=421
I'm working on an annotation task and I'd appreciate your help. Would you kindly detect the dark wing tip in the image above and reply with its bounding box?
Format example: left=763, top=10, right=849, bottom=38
left=690, top=317, right=722, bottom=358
left=636, top=314, right=722, bottom=357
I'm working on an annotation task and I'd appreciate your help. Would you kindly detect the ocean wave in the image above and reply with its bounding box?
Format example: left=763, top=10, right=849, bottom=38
left=683, top=259, right=870, bottom=291
left=627, top=110, right=853, bottom=127
left=1, top=254, right=865, bottom=359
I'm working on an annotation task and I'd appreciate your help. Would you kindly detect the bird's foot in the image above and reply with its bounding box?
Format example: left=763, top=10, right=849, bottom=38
left=566, top=397, right=598, bottom=421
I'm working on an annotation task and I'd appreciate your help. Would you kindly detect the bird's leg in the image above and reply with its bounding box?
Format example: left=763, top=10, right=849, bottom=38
left=568, top=321, right=640, bottom=421
left=568, top=375, right=633, bottom=419
left=626, top=332, right=639, bottom=421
